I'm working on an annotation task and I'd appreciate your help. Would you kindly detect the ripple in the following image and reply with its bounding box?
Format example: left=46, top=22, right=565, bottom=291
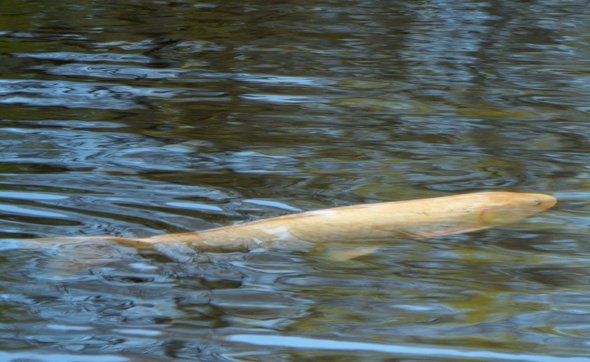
left=203, top=151, right=300, bottom=174
left=0, top=351, right=128, bottom=362
left=240, top=93, right=326, bottom=104
left=0, top=191, right=67, bottom=201
left=165, top=201, right=225, bottom=213
left=0, top=126, right=205, bottom=173
left=0, top=204, right=70, bottom=219
left=41, top=63, right=186, bottom=80
left=242, top=199, right=301, bottom=212
left=0, top=79, right=176, bottom=109
left=234, top=73, right=330, bottom=87
left=16, top=52, right=152, bottom=64
left=227, top=334, right=590, bottom=362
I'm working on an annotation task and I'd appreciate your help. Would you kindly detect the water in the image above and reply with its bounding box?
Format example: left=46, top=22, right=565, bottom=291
left=1, top=0, right=590, bottom=360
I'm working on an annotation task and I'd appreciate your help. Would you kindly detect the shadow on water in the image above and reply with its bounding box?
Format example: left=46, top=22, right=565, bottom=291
left=0, top=0, right=590, bottom=360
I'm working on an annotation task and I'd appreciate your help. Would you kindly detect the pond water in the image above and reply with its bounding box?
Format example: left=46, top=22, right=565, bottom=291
left=1, top=0, right=590, bottom=360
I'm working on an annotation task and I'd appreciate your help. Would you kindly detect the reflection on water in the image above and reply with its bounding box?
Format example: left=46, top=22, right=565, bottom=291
left=1, top=0, right=590, bottom=360
left=227, top=334, right=590, bottom=362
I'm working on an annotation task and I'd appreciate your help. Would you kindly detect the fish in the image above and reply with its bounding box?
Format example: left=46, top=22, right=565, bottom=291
left=26, top=191, right=556, bottom=258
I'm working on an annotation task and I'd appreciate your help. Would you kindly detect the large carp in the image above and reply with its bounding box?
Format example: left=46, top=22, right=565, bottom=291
left=27, top=192, right=556, bottom=257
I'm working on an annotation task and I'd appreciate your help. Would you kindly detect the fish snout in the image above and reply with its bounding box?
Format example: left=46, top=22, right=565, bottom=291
left=534, top=193, right=557, bottom=211
left=479, top=192, right=556, bottom=225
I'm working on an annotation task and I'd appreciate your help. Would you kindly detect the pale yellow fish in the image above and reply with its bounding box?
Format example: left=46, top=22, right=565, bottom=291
left=29, top=192, right=556, bottom=258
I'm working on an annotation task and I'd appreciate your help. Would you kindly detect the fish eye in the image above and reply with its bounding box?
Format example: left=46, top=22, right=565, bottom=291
left=532, top=200, right=543, bottom=206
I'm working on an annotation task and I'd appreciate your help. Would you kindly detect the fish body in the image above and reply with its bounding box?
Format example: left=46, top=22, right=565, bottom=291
left=129, top=191, right=556, bottom=252
left=26, top=192, right=555, bottom=256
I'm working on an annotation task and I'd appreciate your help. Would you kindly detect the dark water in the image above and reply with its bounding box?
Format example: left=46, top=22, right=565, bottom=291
left=1, top=0, right=589, bottom=360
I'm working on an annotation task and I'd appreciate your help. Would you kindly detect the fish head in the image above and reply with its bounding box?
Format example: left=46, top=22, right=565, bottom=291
left=478, top=192, right=556, bottom=226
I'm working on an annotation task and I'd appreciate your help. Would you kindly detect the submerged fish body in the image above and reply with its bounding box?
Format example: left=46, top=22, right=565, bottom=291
left=27, top=192, right=556, bottom=256
left=138, top=191, right=556, bottom=251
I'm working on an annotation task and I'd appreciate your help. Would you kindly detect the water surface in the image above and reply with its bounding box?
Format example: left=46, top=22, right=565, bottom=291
left=1, top=0, right=590, bottom=360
